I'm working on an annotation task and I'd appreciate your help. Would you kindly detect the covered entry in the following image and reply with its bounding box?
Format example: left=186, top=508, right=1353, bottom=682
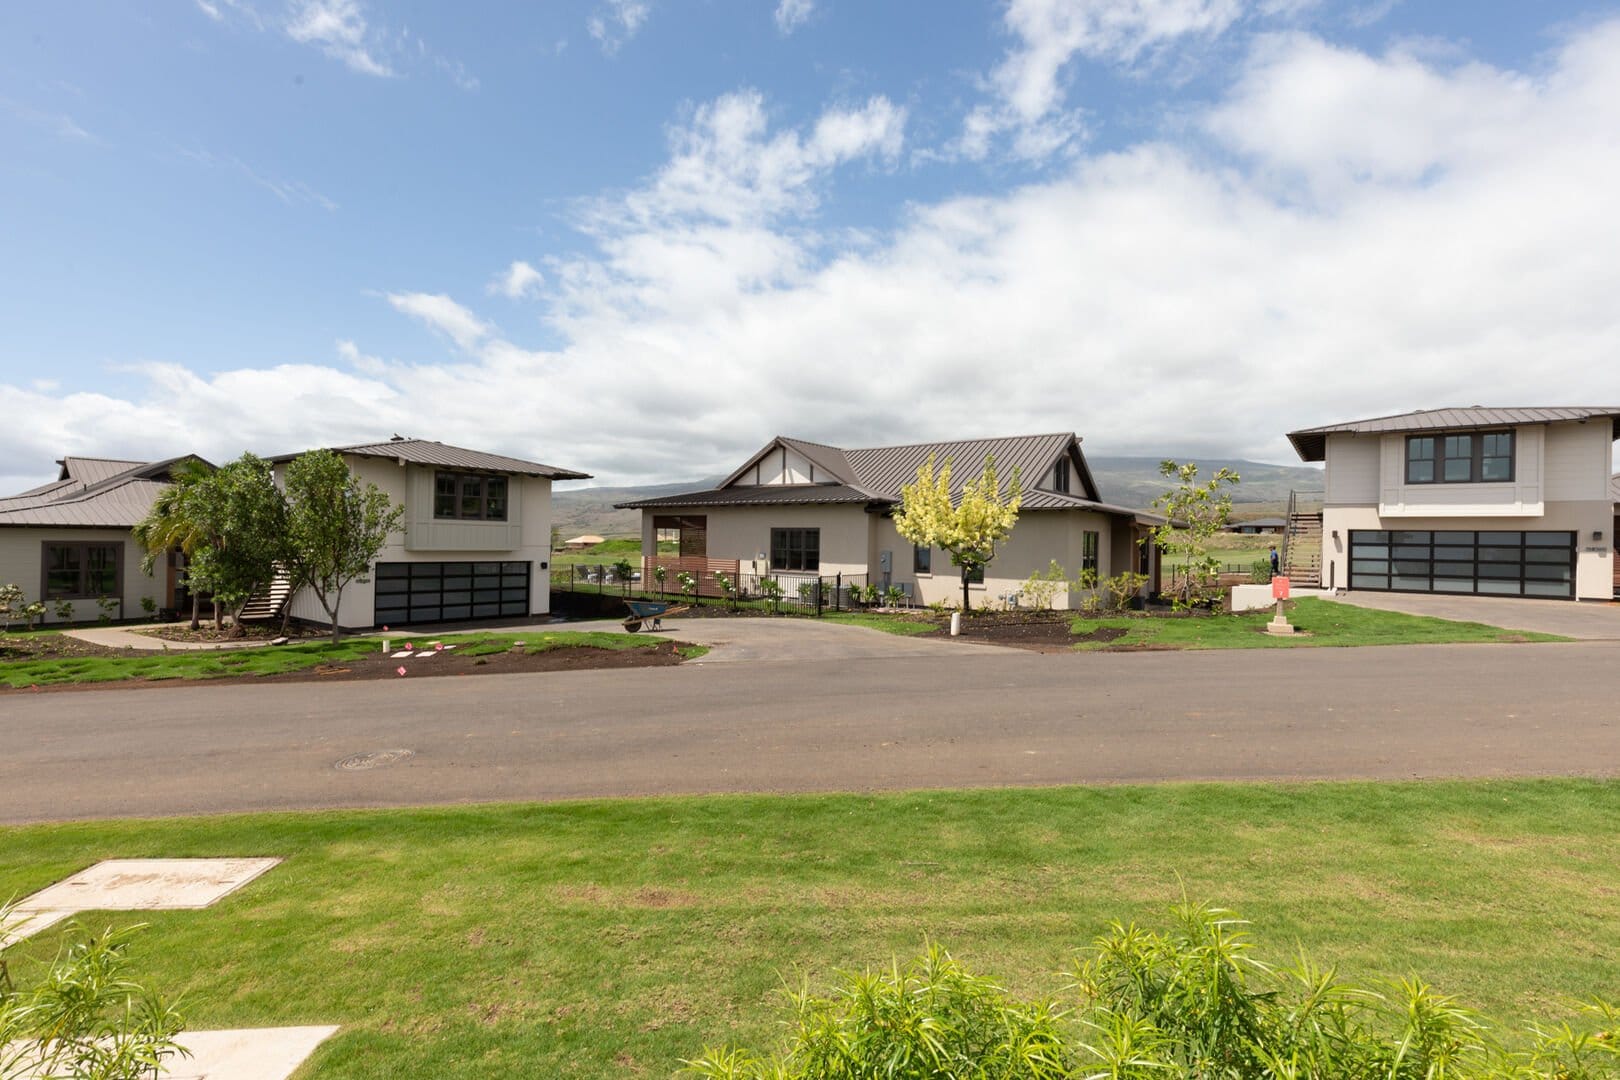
left=374, top=561, right=531, bottom=625
left=1348, top=530, right=1575, bottom=599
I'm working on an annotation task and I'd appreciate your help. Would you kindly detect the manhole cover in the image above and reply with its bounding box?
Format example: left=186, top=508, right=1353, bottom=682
left=335, top=749, right=415, bottom=771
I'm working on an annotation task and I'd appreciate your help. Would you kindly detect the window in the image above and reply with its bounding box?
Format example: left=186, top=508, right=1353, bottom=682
left=433, top=472, right=509, bottom=521
left=42, top=542, right=122, bottom=599
left=770, top=527, right=819, bottom=571
left=964, top=562, right=984, bottom=584
left=1052, top=457, right=1071, bottom=494
left=913, top=544, right=931, bottom=574
left=1405, top=432, right=1513, bottom=484
left=1082, top=531, right=1100, bottom=574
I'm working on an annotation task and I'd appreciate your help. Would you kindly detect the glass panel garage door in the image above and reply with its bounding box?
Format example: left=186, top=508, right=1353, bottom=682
left=373, top=561, right=531, bottom=625
left=1348, top=531, right=1574, bottom=599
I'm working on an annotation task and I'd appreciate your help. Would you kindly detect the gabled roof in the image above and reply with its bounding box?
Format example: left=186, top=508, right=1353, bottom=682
left=1287, top=407, right=1620, bottom=462
left=268, top=437, right=590, bottom=480
left=617, top=432, right=1145, bottom=518
left=0, top=456, right=211, bottom=528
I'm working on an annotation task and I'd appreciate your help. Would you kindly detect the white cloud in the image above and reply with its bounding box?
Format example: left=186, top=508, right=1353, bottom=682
left=181, top=148, right=337, bottom=210
left=7, top=25, right=1620, bottom=491
left=490, top=261, right=545, bottom=301
left=0, top=97, right=95, bottom=142
left=195, top=0, right=224, bottom=20
left=386, top=292, right=492, bottom=351
left=588, top=0, right=650, bottom=54
left=955, top=0, right=1246, bottom=161
left=775, top=0, right=814, bottom=34
left=286, top=0, right=393, bottom=76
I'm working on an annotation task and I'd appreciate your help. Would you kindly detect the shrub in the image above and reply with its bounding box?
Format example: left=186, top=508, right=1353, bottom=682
left=677, top=571, right=698, bottom=602
left=611, top=559, right=635, bottom=586
left=1251, top=558, right=1274, bottom=584
left=1019, top=561, right=1069, bottom=610
left=757, top=577, right=783, bottom=612
left=714, top=572, right=736, bottom=610
left=0, top=911, right=187, bottom=1079
left=682, top=901, right=1620, bottom=1080
left=1098, top=570, right=1150, bottom=612
left=0, top=584, right=23, bottom=631
left=95, top=595, right=120, bottom=625
left=53, top=599, right=75, bottom=624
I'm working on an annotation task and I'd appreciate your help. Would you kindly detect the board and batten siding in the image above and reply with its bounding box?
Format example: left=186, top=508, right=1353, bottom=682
left=280, top=454, right=556, bottom=627
left=1324, top=434, right=1379, bottom=505
left=736, top=446, right=818, bottom=486
left=1375, top=425, right=1545, bottom=517
left=1543, top=421, right=1615, bottom=502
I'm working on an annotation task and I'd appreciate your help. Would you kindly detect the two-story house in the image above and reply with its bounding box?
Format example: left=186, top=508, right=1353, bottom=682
left=616, top=433, right=1165, bottom=609
left=1287, top=407, right=1619, bottom=601
left=269, top=438, right=589, bottom=628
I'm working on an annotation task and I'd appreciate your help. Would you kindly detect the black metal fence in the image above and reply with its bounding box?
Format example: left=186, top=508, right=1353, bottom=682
left=550, top=565, right=891, bottom=617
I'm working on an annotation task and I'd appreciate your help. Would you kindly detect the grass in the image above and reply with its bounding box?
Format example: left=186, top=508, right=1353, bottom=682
left=1, top=781, right=1616, bottom=1078
left=1070, top=596, right=1569, bottom=650
left=821, top=611, right=938, bottom=635
left=0, top=630, right=673, bottom=689
left=551, top=539, right=675, bottom=567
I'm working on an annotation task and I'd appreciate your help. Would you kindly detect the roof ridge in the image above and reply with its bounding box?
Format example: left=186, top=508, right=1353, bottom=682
left=844, top=432, right=1074, bottom=454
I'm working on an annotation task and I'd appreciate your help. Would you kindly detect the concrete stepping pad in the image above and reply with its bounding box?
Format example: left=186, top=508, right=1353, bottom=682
left=9, top=1025, right=339, bottom=1080
left=2, top=857, right=281, bottom=946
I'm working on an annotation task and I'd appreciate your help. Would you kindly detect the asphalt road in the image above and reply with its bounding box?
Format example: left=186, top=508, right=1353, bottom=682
left=4, top=636, right=1618, bottom=823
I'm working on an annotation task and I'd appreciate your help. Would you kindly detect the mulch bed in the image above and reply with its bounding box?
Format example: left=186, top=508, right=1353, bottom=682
left=0, top=634, right=130, bottom=662
left=138, top=623, right=323, bottom=644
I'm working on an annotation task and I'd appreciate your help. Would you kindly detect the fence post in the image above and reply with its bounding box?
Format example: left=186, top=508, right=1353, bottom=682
left=816, top=577, right=824, bottom=618
left=835, top=572, right=842, bottom=612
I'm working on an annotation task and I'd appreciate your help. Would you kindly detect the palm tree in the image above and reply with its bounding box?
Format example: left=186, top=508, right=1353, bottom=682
left=132, top=459, right=214, bottom=631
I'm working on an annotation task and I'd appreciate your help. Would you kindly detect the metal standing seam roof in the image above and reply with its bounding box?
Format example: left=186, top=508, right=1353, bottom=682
left=1287, top=407, right=1620, bottom=462
left=60, top=456, right=148, bottom=485
left=616, top=433, right=1156, bottom=520
left=0, top=478, right=177, bottom=528
left=268, top=438, right=590, bottom=480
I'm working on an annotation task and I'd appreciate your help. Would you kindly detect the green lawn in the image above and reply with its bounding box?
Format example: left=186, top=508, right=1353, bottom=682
left=0, top=630, right=672, bottom=688
left=1070, top=596, right=1568, bottom=650
left=2, top=781, right=1616, bottom=1078
left=821, top=611, right=938, bottom=635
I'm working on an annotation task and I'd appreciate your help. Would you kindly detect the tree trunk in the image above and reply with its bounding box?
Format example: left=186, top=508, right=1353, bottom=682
left=961, top=566, right=971, bottom=611
left=189, top=591, right=201, bottom=632
left=326, top=587, right=343, bottom=645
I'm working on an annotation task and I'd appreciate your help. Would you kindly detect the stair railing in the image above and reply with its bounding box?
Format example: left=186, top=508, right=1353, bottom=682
left=1281, top=489, right=1297, bottom=573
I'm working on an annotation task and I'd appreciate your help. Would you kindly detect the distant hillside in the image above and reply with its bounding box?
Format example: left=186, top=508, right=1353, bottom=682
left=553, top=458, right=1322, bottom=538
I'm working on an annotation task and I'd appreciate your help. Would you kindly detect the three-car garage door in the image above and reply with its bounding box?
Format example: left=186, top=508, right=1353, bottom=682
left=1348, top=530, right=1575, bottom=599
left=374, top=561, right=532, bottom=625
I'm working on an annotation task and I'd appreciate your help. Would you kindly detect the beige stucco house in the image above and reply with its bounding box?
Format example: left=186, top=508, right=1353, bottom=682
left=267, top=437, right=589, bottom=629
left=617, top=433, right=1163, bottom=610
left=1287, top=407, right=1620, bottom=601
left=0, top=455, right=210, bottom=623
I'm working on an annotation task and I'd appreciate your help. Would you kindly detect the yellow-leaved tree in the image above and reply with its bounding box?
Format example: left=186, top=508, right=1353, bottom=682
left=893, top=454, right=1022, bottom=610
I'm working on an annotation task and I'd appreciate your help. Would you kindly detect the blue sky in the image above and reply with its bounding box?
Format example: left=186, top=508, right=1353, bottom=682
left=3, top=1, right=1619, bottom=489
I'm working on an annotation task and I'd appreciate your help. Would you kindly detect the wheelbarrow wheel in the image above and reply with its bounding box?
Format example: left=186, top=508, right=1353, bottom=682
left=623, top=619, right=642, bottom=633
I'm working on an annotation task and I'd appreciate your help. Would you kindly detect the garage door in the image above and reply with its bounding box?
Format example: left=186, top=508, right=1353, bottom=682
left=374, top=561, right=531, bottom=625
left=1348, top=530, right=1574, bottom=599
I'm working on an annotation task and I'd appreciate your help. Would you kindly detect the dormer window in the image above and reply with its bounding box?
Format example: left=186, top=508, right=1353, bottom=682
left=1406, top=432, right=1514, bottom=485
left=434, top=472, right=508, bottom=521
left=1052, top=457, right=1071, bottom=494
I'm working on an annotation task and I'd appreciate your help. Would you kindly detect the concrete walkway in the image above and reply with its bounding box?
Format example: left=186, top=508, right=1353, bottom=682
left=552, top=614, right=995, bottom=663
left=63, top=623, right=272, bottom=651
left=1325, top=591, right=1620, bottom=640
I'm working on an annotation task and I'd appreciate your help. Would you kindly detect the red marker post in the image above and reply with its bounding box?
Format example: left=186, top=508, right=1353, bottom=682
left=1267, top=576, right=1295, bottom=635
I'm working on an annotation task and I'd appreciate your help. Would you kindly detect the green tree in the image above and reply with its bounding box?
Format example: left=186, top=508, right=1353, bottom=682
left=1149, top=460, right=1240, bottom=609
left=893, top=454, right=1023, bottom=610
left=281, top=450, right=404, bottom=644
left=131, top=458, right=215, bottom=631
left=185, top=454, right=286, bottom=635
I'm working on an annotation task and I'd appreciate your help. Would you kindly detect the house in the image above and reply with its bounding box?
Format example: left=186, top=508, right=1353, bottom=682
left=615, top=433, right=1163, bottom=610
left=267, top=438, right=589, bottom=628
left=1223, top=517, right=1286, bottom=535
left=0, top=455, right=211, bottom=623
left=562, top=534, right=605, bottom=550
left=1286, top=407, right=1620, bottom=601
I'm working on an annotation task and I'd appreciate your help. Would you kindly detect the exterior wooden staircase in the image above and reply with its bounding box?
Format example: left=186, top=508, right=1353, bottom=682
left=238, top=566, right=294, bottom=623
left=1281, top=491, right=1324, bottom=588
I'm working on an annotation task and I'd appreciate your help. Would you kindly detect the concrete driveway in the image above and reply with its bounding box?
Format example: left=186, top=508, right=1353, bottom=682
left=557, top=614, right=992, bottom=663
left=1325, top=592, right=1620, bottom=640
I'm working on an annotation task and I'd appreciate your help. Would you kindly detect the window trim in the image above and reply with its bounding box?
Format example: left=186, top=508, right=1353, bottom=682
left=1052, top=457, right=1071, bottom=494
left=913, top=543, right=932, bottom=575
left=1405, top=431, right=1514, bottom=485
left=1081, top=530, right=1100, bottom=575
left=769, top=527, right=820, bottom=572
left=41, top=540, right=124, bottom=601
left=433, top=471, right=510, bottom=522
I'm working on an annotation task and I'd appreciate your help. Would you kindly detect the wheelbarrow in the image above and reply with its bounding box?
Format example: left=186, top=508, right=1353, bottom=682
left=622, top=599, right=689, bottom=632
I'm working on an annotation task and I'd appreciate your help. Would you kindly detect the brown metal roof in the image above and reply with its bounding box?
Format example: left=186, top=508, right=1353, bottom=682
left=0, top=456, right=212, bottom=529
left=618, top=432, right=1152, bottom=520
left=59, top=456, right=146, bottom=485
left=269, top=437, right=590, bottom=480
left=618, top=484, right=874, bottom=510
left=1287, top=407, right=1620, bottom=462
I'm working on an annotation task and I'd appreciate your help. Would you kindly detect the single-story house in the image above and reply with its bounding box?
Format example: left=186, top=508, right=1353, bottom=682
left=562, top=534, right=605, bottom=550
left=1286, top=407, right=1620, bottom=601
left=267, top=437, right=589, bottom=629
left=1223, top=517, right=1286, bottom=535
left=615, top=433, right=1164, bottom=610
left=0, top=455, right=211, bottom=623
